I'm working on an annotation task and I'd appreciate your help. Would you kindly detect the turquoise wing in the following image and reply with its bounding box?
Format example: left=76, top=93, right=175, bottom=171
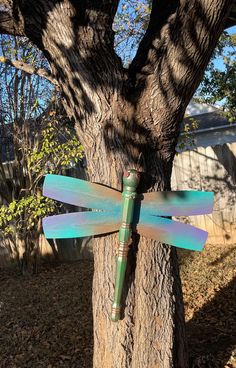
left=136, top=213, right=208, bottom=251
left=43, top=174, right=122, bottom=212
left=43, top=211, right=120, bottom=239
left=140, top=191, right=214, bottom=216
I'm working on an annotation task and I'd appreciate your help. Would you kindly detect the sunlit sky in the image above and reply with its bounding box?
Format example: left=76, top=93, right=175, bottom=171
left=215, top=25, right=236, bottom=70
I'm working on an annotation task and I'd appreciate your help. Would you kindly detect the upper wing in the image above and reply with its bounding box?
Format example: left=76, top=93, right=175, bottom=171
left=43, top=211, right=120, bottom=239
left=137, top=213, right=208, bottom=251
left=43, top=174, right=122, bottom=212
left=140, top=191, right=214, bottom=216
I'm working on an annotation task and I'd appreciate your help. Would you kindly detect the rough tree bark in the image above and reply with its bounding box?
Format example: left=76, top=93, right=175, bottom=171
left=0, top=1, right=234, bottom=367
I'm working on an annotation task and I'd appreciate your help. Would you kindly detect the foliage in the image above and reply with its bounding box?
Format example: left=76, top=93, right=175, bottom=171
left=0, top=195, right=55, bottom=235
left=196, top=31, right=236, bottom=122
left=177, top=117, right=199, bottom=152
left=27, top=110, right=84, bottom=176
left=0, top=107, right=83, bottom=240
left=0, top=106, right=83, bottom=269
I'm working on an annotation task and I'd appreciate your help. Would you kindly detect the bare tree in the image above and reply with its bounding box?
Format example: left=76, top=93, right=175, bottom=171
left=0, top=1, right=235, bottom=366
left=0, top=35, right=82, bottom=274
left=0, top=35, right=54, bottom=272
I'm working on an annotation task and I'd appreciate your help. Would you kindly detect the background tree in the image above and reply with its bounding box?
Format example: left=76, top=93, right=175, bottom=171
left=0, top=35, right=83, bottom=274
left=0, top=1, right=235, bottom=367
left=196, top=31, right=236, bottom=121
left=114, top=0, right=151, bottom=64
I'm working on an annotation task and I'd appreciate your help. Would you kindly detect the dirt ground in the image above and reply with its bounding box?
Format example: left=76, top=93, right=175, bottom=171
left=0, top=243, right=235, bottom=368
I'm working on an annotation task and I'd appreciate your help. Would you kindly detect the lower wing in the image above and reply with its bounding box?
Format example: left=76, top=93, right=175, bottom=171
left=137, top=214, right=208, bottom=251
left=43, top=211, right=120, bottom=239
left=43, top=209, right=208, bottom=251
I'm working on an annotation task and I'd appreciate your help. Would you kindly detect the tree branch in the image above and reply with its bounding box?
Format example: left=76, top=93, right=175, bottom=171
left=0, top=1, right=120, bottom=39
left=129, top=0, right=234, bottom=107
left=127, top=0, right=234, bottom=165
left=0, top=1, right=24, bottom=36
left=129, top=0, right=179, bottom=77
left=0, top=160, right=12, bottom=204
left=225, top=1, right=236, bottom=27
left=0, top=56, right=59, bottom=86
left=130, top=0, right=233, bottom=77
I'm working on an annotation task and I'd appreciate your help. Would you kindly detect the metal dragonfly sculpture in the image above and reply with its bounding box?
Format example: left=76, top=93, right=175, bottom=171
left=42, top=169, right=214, bottom=322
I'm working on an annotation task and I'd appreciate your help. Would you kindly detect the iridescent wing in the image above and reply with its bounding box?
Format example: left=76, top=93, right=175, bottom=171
left=137, top=213, right=208, bottom=251
left=43, top=174, right=122, bottom=212
left=140, top=191, right=214, bottom=216
left=43, top=211, right=120, bottom=239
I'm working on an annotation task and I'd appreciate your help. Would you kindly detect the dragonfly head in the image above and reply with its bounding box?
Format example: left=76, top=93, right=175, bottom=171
left=123, top=169, right=140, bottom=190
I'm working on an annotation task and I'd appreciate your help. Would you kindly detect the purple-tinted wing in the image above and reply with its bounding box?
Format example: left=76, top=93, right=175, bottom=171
left=43, top=211, right=120, bottom=239
left=140, top=191, right=214, bottom=216
left=43, top=174, right=122, bottom=212
left=137, top=214, right=208, bottom=251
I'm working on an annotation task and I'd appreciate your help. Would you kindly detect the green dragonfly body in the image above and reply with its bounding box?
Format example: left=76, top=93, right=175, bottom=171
left=111, top=170, right=140, bottom=321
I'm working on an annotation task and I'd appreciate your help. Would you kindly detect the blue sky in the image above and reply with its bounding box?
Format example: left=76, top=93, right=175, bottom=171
left=226, top=25, right=236, bottom=35
left=214, top=25, right=236, bottom=70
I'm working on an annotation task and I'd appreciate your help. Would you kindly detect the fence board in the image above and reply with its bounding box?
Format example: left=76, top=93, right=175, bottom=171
left=172, top=143, right=236, bottom=244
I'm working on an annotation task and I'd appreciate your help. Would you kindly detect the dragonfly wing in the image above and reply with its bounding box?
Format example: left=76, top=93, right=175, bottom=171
left=43, top=174, right=122, bottom=212
left=137, top=214, right=208, bottom=251
left=140, top=191, right=214, bottom=216
left=43, top=211, right=120, bottom=239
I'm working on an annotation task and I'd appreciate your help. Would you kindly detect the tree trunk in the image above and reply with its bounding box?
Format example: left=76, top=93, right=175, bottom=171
left=83, top=124, right=187, bottom=367
left=93, top=239, right=187, bottom=368
left=50, top=36, right=188, bottom=362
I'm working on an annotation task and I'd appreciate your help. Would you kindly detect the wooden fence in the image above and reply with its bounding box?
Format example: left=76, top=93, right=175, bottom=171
left=172, top=142, right=236, bottom=244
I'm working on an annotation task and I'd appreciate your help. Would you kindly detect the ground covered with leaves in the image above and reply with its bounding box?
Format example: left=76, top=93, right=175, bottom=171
left=180, top=243, right=236, bottom=367
left=0, top=243, right=235, bottom=367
